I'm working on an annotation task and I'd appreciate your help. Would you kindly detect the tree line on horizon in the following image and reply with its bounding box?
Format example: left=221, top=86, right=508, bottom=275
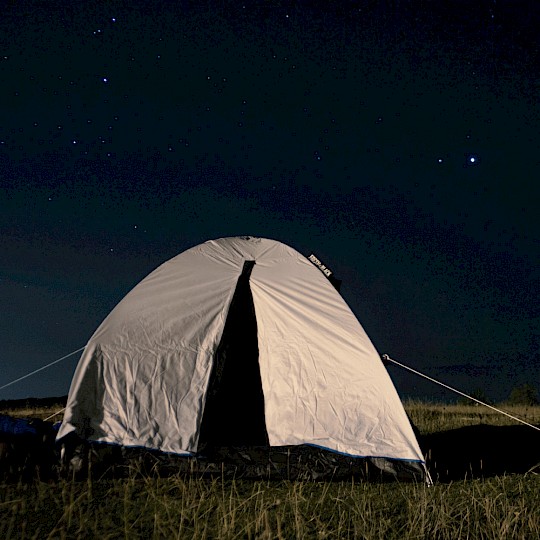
left=458, top=383, right=539, bottom=407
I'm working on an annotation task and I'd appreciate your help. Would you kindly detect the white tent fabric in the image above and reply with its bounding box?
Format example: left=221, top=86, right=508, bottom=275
left=58, top=236, right=424, bottom=464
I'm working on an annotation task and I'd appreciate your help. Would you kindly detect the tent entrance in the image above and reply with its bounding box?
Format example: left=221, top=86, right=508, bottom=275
left=198, top=260, right=269, bottom=451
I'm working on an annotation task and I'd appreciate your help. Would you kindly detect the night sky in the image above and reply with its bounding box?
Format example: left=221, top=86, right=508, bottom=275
left=1, top=1, right=538, bottom=402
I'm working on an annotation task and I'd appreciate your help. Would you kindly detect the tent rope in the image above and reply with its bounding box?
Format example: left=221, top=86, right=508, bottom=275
left=382, top=354, right=540, bottom=433
left=44, top=408, right=66, bottom=421
left=0, top=346, right=85, bottom=392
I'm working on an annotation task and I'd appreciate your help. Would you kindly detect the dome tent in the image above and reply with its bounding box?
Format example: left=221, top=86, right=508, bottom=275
left=58, top=236, right=426, bottom=480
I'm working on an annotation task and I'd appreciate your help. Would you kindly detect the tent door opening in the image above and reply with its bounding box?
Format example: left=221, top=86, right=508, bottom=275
left=198, top=260, right=269, bottom=451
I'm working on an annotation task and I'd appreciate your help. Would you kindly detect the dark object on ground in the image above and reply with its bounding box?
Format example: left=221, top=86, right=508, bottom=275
left=0, top=415, right=59, bottom=481
left=421, top=424, right=540, bottom=481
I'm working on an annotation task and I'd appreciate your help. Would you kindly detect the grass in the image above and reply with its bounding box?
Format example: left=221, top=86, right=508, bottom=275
left=4, top=400, right=539, bottom=430
left=1, top=401, right=539, bottom=539
left=404, top=400, right=540, bottom=434
left=1, top=473, right=538, bottom=539
left=0, top=405, right=65, bottom=422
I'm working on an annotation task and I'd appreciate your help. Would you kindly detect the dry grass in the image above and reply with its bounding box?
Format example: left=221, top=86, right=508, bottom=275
left=1, top=401, right=539, bottom=539
left=0, top=405, right=65, bottom=422
left=5, top=400, right=539, bottom=430
left=404, top=400, right=540, bottom=434
left=0, top=473, right=538, bottom=539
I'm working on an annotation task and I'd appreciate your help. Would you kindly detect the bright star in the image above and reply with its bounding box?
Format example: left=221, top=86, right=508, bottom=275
left=465, top=153, right=480, bottom=166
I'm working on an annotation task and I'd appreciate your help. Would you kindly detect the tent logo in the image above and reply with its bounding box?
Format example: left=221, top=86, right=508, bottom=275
left=308, top=253, right=333, bottom=277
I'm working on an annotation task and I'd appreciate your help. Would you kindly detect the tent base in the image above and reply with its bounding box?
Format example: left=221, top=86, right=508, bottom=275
left=61, top=437, right=426, bottom=482
left=0, top=414, right=425, bottom=483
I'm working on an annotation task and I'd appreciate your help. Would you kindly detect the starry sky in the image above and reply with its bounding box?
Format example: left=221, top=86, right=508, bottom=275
left=1, top=1, right=538, bottom=402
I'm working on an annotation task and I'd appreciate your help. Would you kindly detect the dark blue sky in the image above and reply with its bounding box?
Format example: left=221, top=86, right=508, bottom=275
left=1, top=1, right=538, bottom=402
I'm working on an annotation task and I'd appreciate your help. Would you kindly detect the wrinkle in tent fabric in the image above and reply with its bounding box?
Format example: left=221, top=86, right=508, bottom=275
left=57, top=236, right=425, bottom=469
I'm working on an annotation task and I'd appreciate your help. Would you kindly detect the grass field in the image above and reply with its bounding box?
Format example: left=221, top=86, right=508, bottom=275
left=3, top=399, right=539, bottom=430
left=1, top=401, right=539, bottom=539
left=405, top=400, right=540, bottom=433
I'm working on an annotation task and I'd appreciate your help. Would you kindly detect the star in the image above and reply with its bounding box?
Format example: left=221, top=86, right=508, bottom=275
left=465, top=153, right=480, bottom=166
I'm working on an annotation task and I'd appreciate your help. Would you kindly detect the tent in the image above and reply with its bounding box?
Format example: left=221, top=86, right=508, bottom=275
left=58, top=236, right=426, bottom=480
